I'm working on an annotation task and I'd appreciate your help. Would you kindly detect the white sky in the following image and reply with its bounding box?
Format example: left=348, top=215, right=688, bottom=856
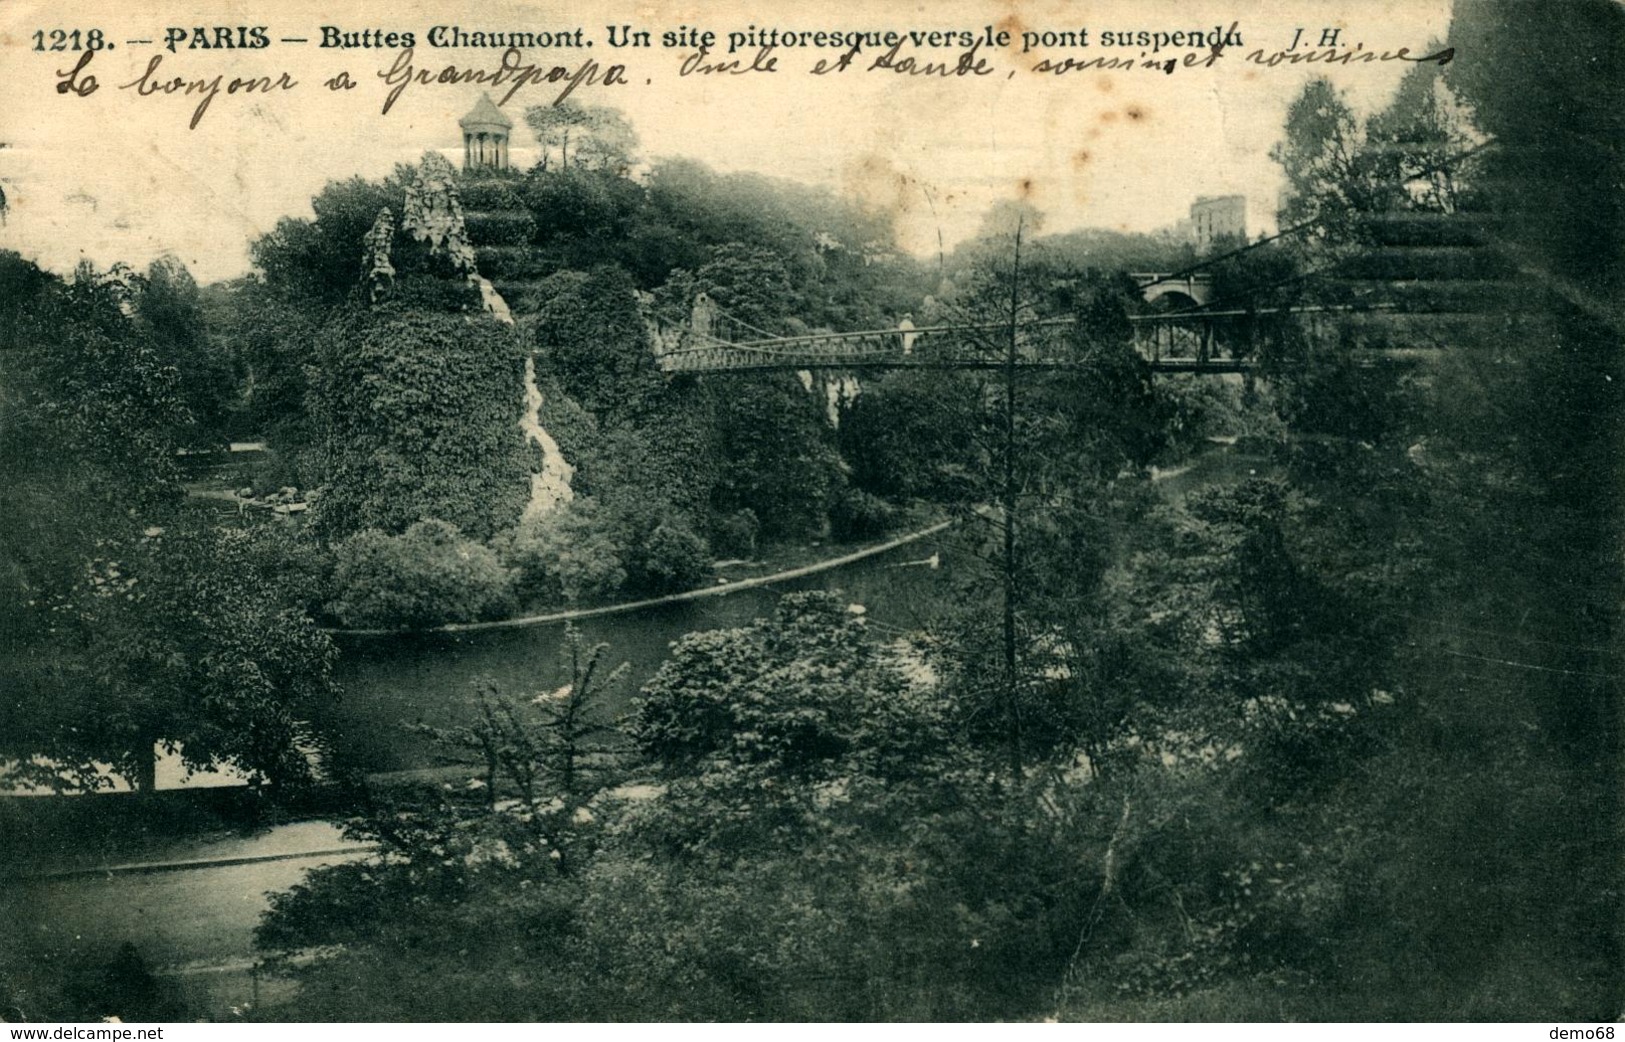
left=0, top=0, right=1451, bottom=284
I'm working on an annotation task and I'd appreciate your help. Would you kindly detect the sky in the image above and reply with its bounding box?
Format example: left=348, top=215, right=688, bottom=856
left=0, top=0, right=1452, bottom=284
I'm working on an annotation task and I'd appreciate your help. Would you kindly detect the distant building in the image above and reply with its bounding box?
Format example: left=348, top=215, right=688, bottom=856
left=459, top=94, right=513, bottom=172
left=1189, top=194, right=1247, bottom=252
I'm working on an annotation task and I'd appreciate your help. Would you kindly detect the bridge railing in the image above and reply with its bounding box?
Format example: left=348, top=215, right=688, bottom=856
left=652, top=305, right=1385, bottom=374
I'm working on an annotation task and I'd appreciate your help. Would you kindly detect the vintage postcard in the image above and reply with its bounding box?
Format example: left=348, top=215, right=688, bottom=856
left=1, top=0, right=1618, bottom=1026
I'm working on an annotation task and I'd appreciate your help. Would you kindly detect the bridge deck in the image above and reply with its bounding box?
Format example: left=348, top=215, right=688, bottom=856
left=652, top=306, right=1414, bottom=375
left=657, top=314, right=1238, bottom=375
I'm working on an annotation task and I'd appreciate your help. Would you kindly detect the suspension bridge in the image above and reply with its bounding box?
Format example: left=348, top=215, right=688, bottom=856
left=648, top=295, right=1391, bottom=377
left=636, top=141, right=1509, bottom=379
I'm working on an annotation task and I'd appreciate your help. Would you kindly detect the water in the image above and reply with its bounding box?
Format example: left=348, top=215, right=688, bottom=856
left=321, top=537, right=958, bottom=776
left=321, top=444, right=1273, bottom=779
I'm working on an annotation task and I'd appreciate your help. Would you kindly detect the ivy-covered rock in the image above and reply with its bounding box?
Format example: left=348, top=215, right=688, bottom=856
left=312, top=306, right=530, bottom=542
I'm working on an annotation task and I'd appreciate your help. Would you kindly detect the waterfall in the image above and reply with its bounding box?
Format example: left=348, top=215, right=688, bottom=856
left=519, top=355, right=575, bottom=523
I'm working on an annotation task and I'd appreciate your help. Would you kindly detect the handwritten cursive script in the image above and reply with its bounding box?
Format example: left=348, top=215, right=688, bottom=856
left=118, top=53, right=297, bottom=129
left=377, top=47, right=627, bottom=115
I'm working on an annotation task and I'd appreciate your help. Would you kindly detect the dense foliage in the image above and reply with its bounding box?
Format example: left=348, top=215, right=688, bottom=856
left=8, top=7, right=1619, bottom=1018
left=243, top=12, right=1621, bottom=1020
left=0, top=253, right=337, bottom=794
left=312, top=307, right=530, bottom=544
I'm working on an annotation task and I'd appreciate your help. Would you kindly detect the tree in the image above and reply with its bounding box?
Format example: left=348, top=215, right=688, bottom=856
left=630, top=592, right=956, bottom=851
left=1270, top=78, right=1376, bottom=243
left=924, top=240, right=1165, bottom=773
left=528, top=266, right=664, bottom=422
left=256, top=630, right=630, bottom=1018
left=327, top=519, right=515, bottom=630
left=1, top=255, right=340, bottom=795
left=524, top=101, right=637, bottom=173
left=212, top=275, right=324, bottom=449
left=709, top=376, right=843, bottom=538
left=1363, top=56, right=1488, bottom=215
left=839, top=369, right=982, bottom=502
left=129, top=256, right=237, bottom=447
left=493, top=496, right=626, bottom=606
left=412, top=625, right=627, bottom=813
left=3, top=519, right=339, bottom=795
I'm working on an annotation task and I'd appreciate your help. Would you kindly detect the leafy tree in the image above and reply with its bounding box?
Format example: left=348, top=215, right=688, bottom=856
left=528, top=265, right=664, bottom=421
left=630, top=593, right=955, bottom=844
left=709, top=375, right=843, bottom=538
left=1270, top=78, right=1377, bottom=242
left=413, top=626, right=628, bottom=812
left=0, top=256, right=341, bottom=795
left=492, top=496, right=626, bottom=606
left=133, top=256, right=237, bottom=447
left=4, top=520, right=339, bottom=794
left=694, top=242, right=795, bottom=332
left=250, top=171, right=412, bottom=311
left=632, top=518, right=710, bottom=594
left=524, top=101, right=637, bottom=173
left=327, top=519, right=515, bottom=630
left=839, top=369, right=982, bottom=502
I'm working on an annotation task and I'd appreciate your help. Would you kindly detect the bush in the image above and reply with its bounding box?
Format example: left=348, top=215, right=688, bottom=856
left=328, top=519, right=515, bottom=629
left=456, top=178, right=526, bottom=213
left=492, top=497, right=626, bottom=606
left=829, top=487, right=898, bottom=541
left=237, top=451, right=308, bottom=499
left=463, top=211, right=537, bottom=247
left=634, top=518, right=710, bottom=594
left=710, top=508, right=759, bottom=559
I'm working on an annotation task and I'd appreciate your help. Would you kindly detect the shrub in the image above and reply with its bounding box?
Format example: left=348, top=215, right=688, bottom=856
left=635, top=518, right=710, bottom=594
left=829, top=487, right=898, bottom=541
left=328, top=519, right=515, bottom=629
left=710, top=508, right=760, bottom=559
left=463, top=211, right=537, bottom=247
left=492, top=497, right=626, bottom=606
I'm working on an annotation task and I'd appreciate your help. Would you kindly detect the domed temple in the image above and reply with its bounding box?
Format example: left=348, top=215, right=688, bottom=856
left=458, top=93, right=513, bottom=172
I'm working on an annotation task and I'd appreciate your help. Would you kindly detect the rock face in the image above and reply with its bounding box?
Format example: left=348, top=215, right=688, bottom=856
left=519, top=355, right=575, bottom=523
left=402, top=152, right=480, bottom=276
left=361, top=210, right=396, bottom=304
left=364, top=152, right=574, bottom=522
left=400, top=151, right=515, bottom=326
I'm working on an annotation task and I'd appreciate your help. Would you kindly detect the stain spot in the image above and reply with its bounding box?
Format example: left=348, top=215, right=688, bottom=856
left=1017, top=178, right=1035, bottom=199
left=843, top=153, right=919, bottom=222
left=1096, top=76, right=1114, bottom=93
left=1243, top=70, right=1259, bottom=81
left=1099, top=110, right=1118, bottom=124
left=995, top=13, right=1026, bottom=45
left=1072, top=149, right=1092, bottom=169
left=1126, top=105, right=1145, bottom=122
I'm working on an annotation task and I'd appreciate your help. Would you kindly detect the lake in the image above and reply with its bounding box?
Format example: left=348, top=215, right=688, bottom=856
left=320, top=533, right=960, bottom=777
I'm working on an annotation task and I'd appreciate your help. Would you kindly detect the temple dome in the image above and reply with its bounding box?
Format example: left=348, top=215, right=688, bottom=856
left=458, top=93, right=513, bottom=133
